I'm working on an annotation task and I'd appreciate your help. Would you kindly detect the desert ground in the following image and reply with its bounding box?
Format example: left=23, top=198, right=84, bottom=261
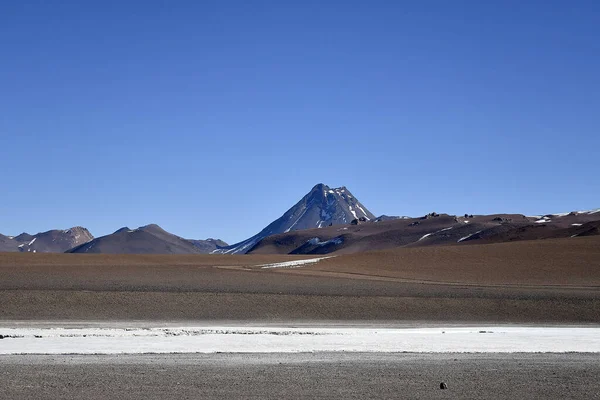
left=1, top=235, right=599, bottom=398
left=2, top=353, right=600, bottom=400
left=0, top=235, right=598, bottom=322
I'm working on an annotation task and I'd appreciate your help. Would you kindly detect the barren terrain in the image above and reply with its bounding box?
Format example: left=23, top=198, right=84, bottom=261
left=1, top=235, right=598, bottom=322
left=2, top=353, right=599, bottom=400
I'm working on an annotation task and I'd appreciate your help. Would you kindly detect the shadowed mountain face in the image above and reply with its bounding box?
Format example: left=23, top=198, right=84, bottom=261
left=67, top=224, right=225, bottom=255
left=0, top=227, right=93, bottom=253
left=0, top=234, right=18, bottom=252
left=187, top=238, right=228, bottom=253
left=213, top=183, right=376, bottom=254
left=247, top=209, right=600, bottom=255
left=68, top=224, right=195, bottom=254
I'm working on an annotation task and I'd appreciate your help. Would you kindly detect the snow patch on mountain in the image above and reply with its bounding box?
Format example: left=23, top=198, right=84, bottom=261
left=458, top=230, right=484, bottom=243
left=307, top=237, right=344, bottom=247
left=418, top=227, right=453, bottom=242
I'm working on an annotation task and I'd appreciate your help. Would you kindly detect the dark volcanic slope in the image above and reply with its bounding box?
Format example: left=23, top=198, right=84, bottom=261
left=248, top=209, right=600, bottom=255
left=0, top=227, right=93, bottom=253
left=68, top=224, right=203, bottom=254
left=214, top=183, right=375, bottom=254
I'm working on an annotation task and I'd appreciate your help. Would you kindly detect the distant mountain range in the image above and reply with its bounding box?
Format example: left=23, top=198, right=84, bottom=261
left=1, top=183, right=598, bottom=255
left=0, top=225, right=226, bottom=255
left=0, top=227, right=93, bottom=253
left=67, top=224, right=228, bottom=254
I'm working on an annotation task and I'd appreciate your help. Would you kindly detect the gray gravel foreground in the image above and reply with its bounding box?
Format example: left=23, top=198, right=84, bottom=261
left=1, top=353, right=599, bottom=399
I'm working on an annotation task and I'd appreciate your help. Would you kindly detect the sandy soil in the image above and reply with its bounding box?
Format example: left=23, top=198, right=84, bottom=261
left=1, top=353, right=599, bottom=399
left=303, top=236, right=600, bottom=286
left=0, top=236, right=598, bottom=322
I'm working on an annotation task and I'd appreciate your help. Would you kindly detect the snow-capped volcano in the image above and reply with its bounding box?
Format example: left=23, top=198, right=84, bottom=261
left=281, top=183, right=375, bottom=231
left=213, top=183, right=375, bottom=254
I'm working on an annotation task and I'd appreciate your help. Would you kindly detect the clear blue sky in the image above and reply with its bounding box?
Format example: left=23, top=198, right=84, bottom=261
left=2, top=1, right=599, bottom=243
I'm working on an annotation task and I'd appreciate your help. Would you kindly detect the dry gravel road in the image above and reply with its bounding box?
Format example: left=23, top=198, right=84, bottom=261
left=1, top=353, right=599, bottom=399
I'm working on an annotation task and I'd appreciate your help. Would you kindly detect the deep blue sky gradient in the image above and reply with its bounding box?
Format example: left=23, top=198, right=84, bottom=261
left=1, top=1, right=599, bottom=243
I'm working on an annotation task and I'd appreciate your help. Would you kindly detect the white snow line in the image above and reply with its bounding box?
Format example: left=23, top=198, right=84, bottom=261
left=307, top=237, right=343, bottom=247
left=458, top=230, right=483, bottom=243
left=356, top=204, right=370, bottom=220
left=571, top=223, right=583, bottom=226
left=259, top=256, right=333, bottom=269
left=348, top=204, right=358, bottom=220
left=28, top=237, right=37, bottom=246
left=285, top=205, right=310, bottom=233
left=226, top=238, right=258, bottom=255
left=535, top=208, right=599, bottom=217
left=418, top=233, right=433, bottom=241
left=418, top=227, right=453, bottom=242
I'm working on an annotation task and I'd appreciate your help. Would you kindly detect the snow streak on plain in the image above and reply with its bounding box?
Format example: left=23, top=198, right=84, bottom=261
left=258, top=257, right=333, bottom=269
